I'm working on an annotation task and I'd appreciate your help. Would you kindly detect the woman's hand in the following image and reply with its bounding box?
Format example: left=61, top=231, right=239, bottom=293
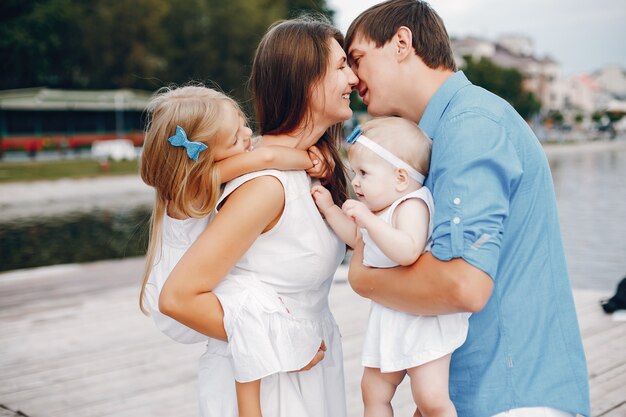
left=293, top=341, right=327, bottom=372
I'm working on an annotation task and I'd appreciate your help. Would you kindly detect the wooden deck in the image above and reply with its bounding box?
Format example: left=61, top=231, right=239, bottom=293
left=0, top=258, right=624, bottom=417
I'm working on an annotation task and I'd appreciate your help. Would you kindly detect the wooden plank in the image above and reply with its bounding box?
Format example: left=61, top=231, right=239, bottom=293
left=599, top=402, right=626, bottom=417
left=1, top=258, right=624, bottom=417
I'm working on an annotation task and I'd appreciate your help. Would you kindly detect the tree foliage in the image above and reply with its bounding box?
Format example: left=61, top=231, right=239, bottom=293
left=461, top=56, right=541, bottom=120
left=0, top=0, right=334, bottom=102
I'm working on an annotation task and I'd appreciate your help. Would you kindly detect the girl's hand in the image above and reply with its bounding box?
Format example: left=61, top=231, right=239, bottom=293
left=306, top=145, right=335, bottom=183
left=341, top=199, right=373, bottom=228
left=311, top=185, right=335, bottom=214
left=305, top=146, right=323, bottom=177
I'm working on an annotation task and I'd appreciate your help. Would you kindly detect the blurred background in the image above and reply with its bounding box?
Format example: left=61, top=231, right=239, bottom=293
left=1, top=2, right=625, bottom=417
left=0, top=0, right=625, bottom=284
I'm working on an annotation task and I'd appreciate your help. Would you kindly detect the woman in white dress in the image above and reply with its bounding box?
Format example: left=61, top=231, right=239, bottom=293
left=159, top=16, right=358, bottom=417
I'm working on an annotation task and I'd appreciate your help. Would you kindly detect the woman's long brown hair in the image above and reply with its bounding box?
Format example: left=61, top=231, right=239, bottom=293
left=250, top=15, right=349, bottom=206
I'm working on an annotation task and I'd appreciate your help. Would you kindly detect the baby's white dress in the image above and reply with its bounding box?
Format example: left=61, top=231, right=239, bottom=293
left=360, top=187, right=470, bottom=372
left=144, top=169, right=347, bottom=417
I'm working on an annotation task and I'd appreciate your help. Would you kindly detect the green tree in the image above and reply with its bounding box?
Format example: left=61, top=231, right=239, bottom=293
left=544, top=110, right=564, bottom=126
left=286, top=0, right=334, bottom=19
left=574, top=114, right=584, bottom=124
left=462, top=56, right=541, bottom=120
left=1, top=0, right=336, bottom=101
left=0, top=0, right=82, bottom=89
left=74, top=0, right=169, bottom=89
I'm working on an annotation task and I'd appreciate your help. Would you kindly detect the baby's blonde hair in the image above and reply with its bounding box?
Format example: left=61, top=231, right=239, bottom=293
left=349, top=116, right=432, bottom=178
left=139, top=85, right=243, bottom=314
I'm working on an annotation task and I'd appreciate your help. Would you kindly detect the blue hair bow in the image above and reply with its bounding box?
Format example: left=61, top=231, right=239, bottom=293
left=167, top=125, right=208, bottom=161
left=345, top=126, right=362, bottom=144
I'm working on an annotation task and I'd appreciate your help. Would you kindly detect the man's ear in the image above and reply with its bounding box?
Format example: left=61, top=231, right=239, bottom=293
left=395, top=168, right=410, bottom=192
left=394, top=26, right=413, bottom=61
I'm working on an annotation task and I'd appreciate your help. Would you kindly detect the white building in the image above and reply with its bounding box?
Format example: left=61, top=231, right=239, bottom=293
left=592, top=64, right=626, bottom=99
left=556, top=74, right=600, bottom=119
left=451, top=35, right=562, bottom=111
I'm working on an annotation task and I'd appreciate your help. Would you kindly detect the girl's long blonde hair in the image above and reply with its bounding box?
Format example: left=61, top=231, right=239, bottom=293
left=139, top=85, right=241, bottom=314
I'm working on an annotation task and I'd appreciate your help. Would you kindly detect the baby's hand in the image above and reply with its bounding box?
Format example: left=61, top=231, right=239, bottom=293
left=306, top=144, right=335, bottom=183
left=341, top=199, right=373, bottom=228
left=311, top=185, right=335, bottom=214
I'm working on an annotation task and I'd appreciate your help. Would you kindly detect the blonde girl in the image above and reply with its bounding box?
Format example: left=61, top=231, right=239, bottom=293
left=139, top=85, right=330, bottom=416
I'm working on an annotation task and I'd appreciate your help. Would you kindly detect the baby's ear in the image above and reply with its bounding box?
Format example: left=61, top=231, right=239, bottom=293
left=394, top=168, right=410, bottom=192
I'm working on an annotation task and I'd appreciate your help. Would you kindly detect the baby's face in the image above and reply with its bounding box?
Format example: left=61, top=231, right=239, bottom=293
left=348, top=146, right=400, bottom=213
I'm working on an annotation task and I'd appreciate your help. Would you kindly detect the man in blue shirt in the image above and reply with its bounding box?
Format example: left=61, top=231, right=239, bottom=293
left=344, top=1, right=590, bottom=416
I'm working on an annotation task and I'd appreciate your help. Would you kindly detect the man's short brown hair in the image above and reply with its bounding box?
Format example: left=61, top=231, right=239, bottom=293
left=346, top=0, right=457, bottom=71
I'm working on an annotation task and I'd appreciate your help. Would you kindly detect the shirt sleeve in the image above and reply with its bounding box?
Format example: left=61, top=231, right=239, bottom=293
left=428, top=112, right=523, bottom=279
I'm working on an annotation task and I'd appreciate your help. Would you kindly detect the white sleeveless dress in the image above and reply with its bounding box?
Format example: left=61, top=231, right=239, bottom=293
left=199, top=169, right=347, bottom=417
left=360, top=187, right=470, bottom=372
left=143, top=213, right=211, bottom=344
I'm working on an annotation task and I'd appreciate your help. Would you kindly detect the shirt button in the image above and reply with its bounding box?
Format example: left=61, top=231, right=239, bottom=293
left=453, top=197, right=461, bottom=205
left=453, top=216, right=461, bottom=224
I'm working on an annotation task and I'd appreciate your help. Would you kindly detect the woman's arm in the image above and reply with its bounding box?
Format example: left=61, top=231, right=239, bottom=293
left=357, top=199, right=429, bottom=266
left=348, top=242, right=493, bottom=315
left=217, top=146, right=314, bottom=183
left=159, top=176, right=285, bottom=340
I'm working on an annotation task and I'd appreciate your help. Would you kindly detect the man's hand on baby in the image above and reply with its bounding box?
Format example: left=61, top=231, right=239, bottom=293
left=311, top=185, right=334, bottom=213
left=294, top=341, right=327, bottom=372
left=341, top=199, right=371, bottom=227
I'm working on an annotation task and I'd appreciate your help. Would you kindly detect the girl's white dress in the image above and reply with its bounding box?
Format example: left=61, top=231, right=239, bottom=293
left=360, top=187, right=470, bottom=372
left=144, top=169, right=346, bottom=417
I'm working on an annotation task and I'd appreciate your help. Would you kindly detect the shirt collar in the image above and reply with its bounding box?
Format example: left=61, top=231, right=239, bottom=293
left=419, top=71, right=471, bottom=138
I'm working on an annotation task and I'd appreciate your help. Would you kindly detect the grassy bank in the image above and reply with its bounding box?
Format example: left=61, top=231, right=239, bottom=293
left=0, top=159, right=139, bottom=183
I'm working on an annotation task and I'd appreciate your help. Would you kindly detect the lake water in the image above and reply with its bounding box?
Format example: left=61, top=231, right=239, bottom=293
left=549, top=143, right=626, bottom=291
left=1, top=142, right=625, bottom=291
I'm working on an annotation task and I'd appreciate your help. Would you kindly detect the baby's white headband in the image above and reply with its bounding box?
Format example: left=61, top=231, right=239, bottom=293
left=345, top=127, right=425, bottom=184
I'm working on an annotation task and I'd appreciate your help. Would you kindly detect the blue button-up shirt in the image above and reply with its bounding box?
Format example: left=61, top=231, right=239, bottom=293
left=420, top=71, right=590, bottom=417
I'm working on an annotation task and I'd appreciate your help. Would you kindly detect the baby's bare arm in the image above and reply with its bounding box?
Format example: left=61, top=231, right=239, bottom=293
left=311, top=186, right=359, bottom=247
left=359, top=199, right=429, bottom=266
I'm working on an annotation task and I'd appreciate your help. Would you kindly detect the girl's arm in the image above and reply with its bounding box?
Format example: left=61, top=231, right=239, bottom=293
left=311, top=185, right=359, bottom=248
left=236, top=380, right=262, bottom=417
left=343, top=199, right=430, bottom=266
left=217, top=146, right=315, bottom=183
left=159, top=176, right=285, bottom=340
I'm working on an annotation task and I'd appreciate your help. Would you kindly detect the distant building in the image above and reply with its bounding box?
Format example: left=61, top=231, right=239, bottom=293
left=557, top=74, right=601, bottom=116
left=452, top=35, right=626, bottom=131
left=452, top=35, right=561, bottom=111
left=452, top=36, right=495, bottom=64
left=591, top=64, right=626, bottom=99
left=0, top=88, right=153, bottom=155
left=496, top=35, right=534, bottom=58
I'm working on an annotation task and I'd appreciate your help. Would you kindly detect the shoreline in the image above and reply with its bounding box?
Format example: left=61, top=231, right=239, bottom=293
left=0, top=175, right=154, bottom=219
left=542, top=137, right=626, bottom=156
left=0, top=138, right=623, bottom=219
